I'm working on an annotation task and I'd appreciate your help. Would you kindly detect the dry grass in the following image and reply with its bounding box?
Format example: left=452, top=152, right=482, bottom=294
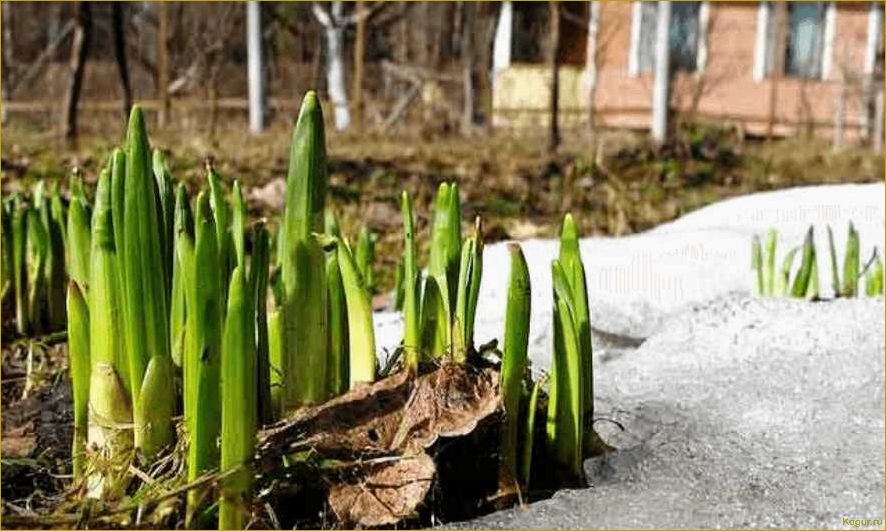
left=2, top=115, right=882, bottom=293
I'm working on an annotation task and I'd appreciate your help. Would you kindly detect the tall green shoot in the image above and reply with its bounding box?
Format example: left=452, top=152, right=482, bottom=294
left=219, top=266, right=257, bottom=530
left=401, top=191, right=420, bottom=372
left=499, top=243, right=530, bottom=485
left=842, top=222, right=860, bottom=297
left=280, top=91, right=328, bottom=408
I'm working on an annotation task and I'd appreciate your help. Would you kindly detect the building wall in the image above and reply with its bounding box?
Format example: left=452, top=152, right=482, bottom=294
left=493, top=1, right=878, bottom=140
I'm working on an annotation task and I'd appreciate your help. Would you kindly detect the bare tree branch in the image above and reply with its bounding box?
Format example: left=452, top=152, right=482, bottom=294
left=312, top=2, right=333, bottom=28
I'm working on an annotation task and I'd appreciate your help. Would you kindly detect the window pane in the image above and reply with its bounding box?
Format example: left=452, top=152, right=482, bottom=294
left=764, top=2, right=777, bottom=75
left=638, top=1, right=701, bottom=74
left=671, top=2, right=701, bottom=72
left=785, top=2, right=825, bottom=79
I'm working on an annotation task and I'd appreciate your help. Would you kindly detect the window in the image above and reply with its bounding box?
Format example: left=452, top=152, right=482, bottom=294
left=785, top=3, right=827, bottom=78
left=631, top=1, right=705, bottom=76
left=510, top=2, right=589, bottom=65
left=755, top=2, right=835, bottom=81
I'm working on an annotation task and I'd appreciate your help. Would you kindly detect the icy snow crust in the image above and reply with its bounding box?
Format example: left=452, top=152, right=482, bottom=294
left=373, top=182, right=884, bottom=529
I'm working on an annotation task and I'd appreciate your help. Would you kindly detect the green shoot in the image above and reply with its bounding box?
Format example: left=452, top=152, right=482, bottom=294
left=336, top=237, right=377, bottom=389
left=827, top=225, right=840, bottom=297
left=219, top=266, right=257, bottom=530
left=842, top=222, right=860, bottom=297
left=499, top=243, right=530, bottom=485
left=326, top=251, right=350, bottom=397
left=547, top=260, right=585, bottom=482
left=182, top=192, right=223, bottom=523
left=280, top=91, right=328, bottom=408
left=789, top=227, right=815, bottom=298
left=751, top=235, right=763, bottom=295
left=764, top=228, right=777, bottom=295
left=355, top=226, right=376, bottom=294
left=66, top=281, right=90, bottom=479
left=401, top=191, right=420, bottom=372
left=865, top=250, right=883, bottom=296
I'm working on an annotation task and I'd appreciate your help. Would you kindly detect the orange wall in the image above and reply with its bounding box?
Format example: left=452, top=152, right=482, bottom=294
left=495, top=1, right=878, bottom=140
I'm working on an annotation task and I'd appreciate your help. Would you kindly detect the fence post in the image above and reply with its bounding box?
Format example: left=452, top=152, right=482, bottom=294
left=874, top=88, right=884, bottom=155
left=246, top=1, right=266, bottom=134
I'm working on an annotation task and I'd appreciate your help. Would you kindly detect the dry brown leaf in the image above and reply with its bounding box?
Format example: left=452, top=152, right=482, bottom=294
left=328, top=453, right=435, bottom=527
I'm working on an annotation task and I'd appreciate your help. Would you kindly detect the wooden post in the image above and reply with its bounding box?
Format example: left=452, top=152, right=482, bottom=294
left=352, top=1, right=367, bottom=131
left=62, top=2, right=92, bottom=143
left=548, top=1, right=561, bottom=152
left=157, top=1, right=170, bottom=127
left=874, top=88, right=884, bottom=155
left=651, top=1, right=671, bottom=144
left=586, top=2, right=601, bottom=140
left=461, top=1, right=475, bottom=136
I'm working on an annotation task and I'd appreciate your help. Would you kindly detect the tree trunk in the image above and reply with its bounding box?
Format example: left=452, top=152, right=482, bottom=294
left=157, top=1, right=170, bottom=127
left=398, top=3, right=410, bottom=63
left=476, top=3, right=497, bottom=127
left=111, top=2, right=132, bottom=118
left=315, top=2, right=351, bottom=131
left=651, top=1, right=671, bottom=145
left=62, top=2, right=92, bottom=143
left=2, top=2, right=13, bottom=124
left=247, top=1, right=267, bottom=134
left=460, top=2, right=475, bottom=136
left=586, top=2, right=601, bottom=141
left=352, top=1, right=367, bottom=131
left=492, top=1, right=512, bottom=85
left=548, top=1, right=560, bottom=152
left=2, top=2, right=14, bottom=81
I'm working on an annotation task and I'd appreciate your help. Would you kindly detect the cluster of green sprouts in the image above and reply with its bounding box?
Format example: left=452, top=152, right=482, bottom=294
left=752, top=224, right=883, bottom=299
left=1, top=181, right=69, bottom=336
left=8, top=93, right=608, bottom=527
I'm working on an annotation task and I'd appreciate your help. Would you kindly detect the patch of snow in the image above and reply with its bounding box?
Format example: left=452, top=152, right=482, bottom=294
left=375, top=183, right=885, bottom=369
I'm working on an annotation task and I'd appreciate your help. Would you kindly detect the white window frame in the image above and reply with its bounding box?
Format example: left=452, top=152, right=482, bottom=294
left=864, top=1, right=883, bottom=76
left=753, top=2, right=771, bottom=81
left=628, top=1, right=709, bottom=78
left=821, top=2, right=836, bottom=80
left=628, top=2, right=644, bottom=76
left=753, top=1, right=836, bottom=82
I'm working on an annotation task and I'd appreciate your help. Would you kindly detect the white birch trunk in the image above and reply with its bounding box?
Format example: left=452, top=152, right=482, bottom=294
left=246, top=2, right=266, bottom=134
left=492, top=1, right=513, bottom=85
left=314, top=1, right=351, bottom=131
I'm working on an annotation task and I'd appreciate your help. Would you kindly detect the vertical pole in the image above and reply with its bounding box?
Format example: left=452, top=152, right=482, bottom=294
left=874, top=89, right=884, bottom=155
left=157, top=1, right=170, bottom=128
left=352, top=1, right=367, bottom=131
left=586, top=2, right=601, bottom=138
left=548, top=1, right=560, bottom=152
left=111, top=2, right=132, bottom=118
left=863, top=2, right=883, bottom=140
left=492, top=1, right=513, bottom=85
left=461, top=1, right=476, bottom=136
left=247, top=1, right=266, bottom=134
left=651, top=1, right=671, bottom=144
left=351, top=0, right=366, bottom=130
left=63, top=2, right=92, bottom=144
